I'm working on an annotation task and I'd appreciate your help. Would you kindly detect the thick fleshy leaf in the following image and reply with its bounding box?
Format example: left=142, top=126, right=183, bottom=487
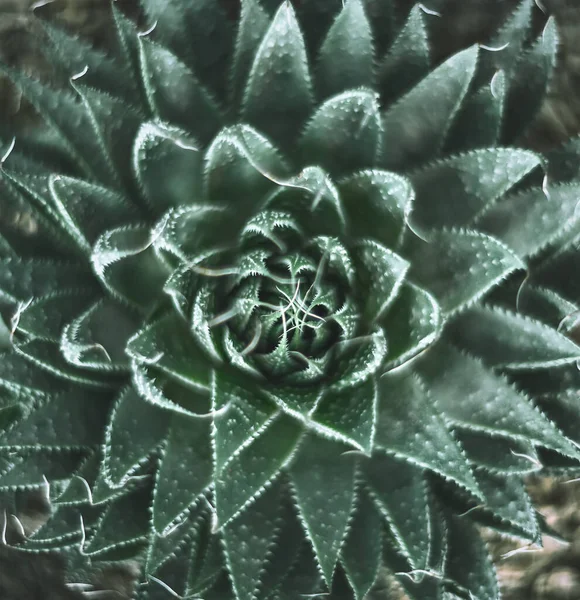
left=92, top=225, right=170, bottom=311
left=84, top=485, right=150, bottom=556
left=446, top=73, right=506, bottom=153
left=475, top=183, right=580, bottom=258
left=316, top=0, right=374, bottom=99
left=381, top=46, right=478, bottom=170
left=127, top=313, right=211, bottom=394
left=340, top=489, right=381, bottom=600
left=446, top=517, right=498, bottom=600
left=1, top=389, right=109, bottom=449
left=230, top=0, right=270, bottom=110
left=419, top=344, right=580, bottom=460
left=311, top=378, right=377, bottom=454
left=140, top=0, right=233, bottom=100
left=103, top=386, right=170, bottom=487
left=299, top=89, right=381, bottom=176
left=503, top=18, right=558, bottom=143
left=242, top=2, right=313, bottom=149
left=365, top=454, right=430, bottom=570
left=139, top=38, right=222, bottom=144
left=204, top=124, right=287, bottom=218
left=290, top=435, right=356, bottom=585
left=0, top=451, right=84, bottom=490
left=378, top=5, right=429, bottom=106
left=61, top=298, right=138, bottom=372
left=0, top=352, right=63, bottom=400
left=339, top=170, right=413, bottom=249
left=215, top=413, right=301, bottom=526
left=223, top=481, right=282, bottom=600
left=450, top=305, right=580, bottom=369
left=133, top=122, right=202, bottom=217
left=409, top=229, right=524, bottom=315
left=380, top=282, right=442, bottom=369
left=354, top=240, right=410, bottom=323
left=153, top=413, right=213, bottom=534
left=409, top=148, right=541, bottom=232
left=375, top=373, right=481, bottom=499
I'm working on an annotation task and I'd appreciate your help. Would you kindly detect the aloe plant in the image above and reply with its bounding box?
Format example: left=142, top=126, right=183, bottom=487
left=0, top=1, right=579, bottom=598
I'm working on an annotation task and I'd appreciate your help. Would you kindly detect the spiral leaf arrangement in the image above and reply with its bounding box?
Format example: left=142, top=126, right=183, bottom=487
left=0, top=0, right=579, bottom=598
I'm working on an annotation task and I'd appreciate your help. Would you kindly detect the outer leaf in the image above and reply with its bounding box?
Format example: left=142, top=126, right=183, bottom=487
left=316, top=0, right=374, bottom=99
left=420, top=343, right=580, bottom=460
left=408, top=229, right=524, bottom=315
left=375, top=373, right=481, bottom=499
left=103, top=386, right=170, bottom=487
left=300, top=89, right=381, bottom=176
left=290, top=435, right=356, bottom=585
left=365, top=454, right=430, bottom=571
left=214, top=413, right=301, bottom=526
left=340, top=489, right=381, bottom=600
left=223, top=481, right=282, bottom=600
left=450, top=305, right=580, bottom=369
left=242, top=2, right=313, bottom=149
left=153, top=413, right=213, bottom=534
left=378, top=5, right=429, bottom=106
left=475, top=183, right=580, bottom=258
left=409, top=148, right=540, bottom=232
left=381, top=46, right=478, bottom=170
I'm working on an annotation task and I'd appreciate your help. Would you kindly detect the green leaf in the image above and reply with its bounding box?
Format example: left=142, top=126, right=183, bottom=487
left=375, top=373, right=481, bottom=499
left=133, top=122, right=202, bottom=217
left=290, top=435, right=356, bottom=585
left=84, top=485, right=150, bottom=557
left=408, top=229, right=524, bottom=315
left=475, top=183, right=580, bottom=258
left=503, top=18, right=558, bottom=143
left=378, top=5, right=429, bottom=106
left=450, top=305, right=580, bottom=369
left=139, top=38, right=222, bottom=144
left=365, top=454, right=429, bottom=571
left=103, top=386, right=170, bottom=487
left=380, top=282, right=442, bottom=369
left=409, top=148, right=540, bottom=232
left=446, top=73, right=506, bottom=153
left=242, top=2, right=313, bottom=149
left=230, top=0, right=270, bottom=110
left=316, top=0, right=374, bottom=100
left=212, top=371, right=276, bottom=473
left=381, top=46, right=478, bottom=170
left=127, top=313, right=211, bottom=394
left=92, top=225, right=170, bottom=311
left=340, top=489, right=381, bottom=600
left=419, top=343, right=580, bottom=460
left=446, top=516, right=498, bottom=600
left=339, top=170, right=413, bottom=249
left=299, top=89, right=381, bottom=176
left=223, top=481, right=282, bottom=600
left=61, top=298, right=138, bottom=372
left=204, top=124, right=287, bottom=220
left=311, top=378, right=377, bottom=454
left=1, top=389, right=109, bottom=450
left=353, top=240, right=410, bottom=323
left=153, top=413, right=212, bottom=534
left=215, top=413, right=301, bottom=527
left=141, top=0, right=233, bottom=100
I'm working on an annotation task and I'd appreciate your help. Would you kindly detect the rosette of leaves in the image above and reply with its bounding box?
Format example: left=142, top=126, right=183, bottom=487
left=0, top=1, right=579, bottom=599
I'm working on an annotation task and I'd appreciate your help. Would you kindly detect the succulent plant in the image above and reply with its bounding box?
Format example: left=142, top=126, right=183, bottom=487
left=0, top=0, right=579, bottom=598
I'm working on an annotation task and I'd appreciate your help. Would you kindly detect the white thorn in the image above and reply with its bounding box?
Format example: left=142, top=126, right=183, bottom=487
left=10, top=297, right=33, bottom=342
left=535, top=0, right=547, bottom=12
left=515, top=271, right=531, bottom=313
left=458, top=504, right=485, bottom=517
left=71, top=66, right=89, bottom=81
left=42, top=474, right=51, bottom=503
left=490, top=71, right=502, bottom=99
left=564, top=477, right=580, bottom=484
left=138, top=20, right=158, bottom=38
left=140, top=351, right=165, bottom=365
left=1, top=137, right=15, bottom=165
left=501, top=545, right=542, bottom=559
left=418, top=4, right=441, bottom=16
left=1, top=510, right=7, bottom=545
left=77, top=476, right=94, bottom=505
left=208, top=307, right=240, bottom=328
left=10, top=514, right=26, bottom=539
left=542, top=173, right=551, bottom=200
left=480, top=42, right=510, bottom=52
left=148, top=575, right=202, bottom=599
left=173, top=139, right=199, bottom=151
left=67, top=583, right=94, bottom=591
left=30, top=0, right=56, bottom=11
left=510, top=449, right=542, bottom=468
